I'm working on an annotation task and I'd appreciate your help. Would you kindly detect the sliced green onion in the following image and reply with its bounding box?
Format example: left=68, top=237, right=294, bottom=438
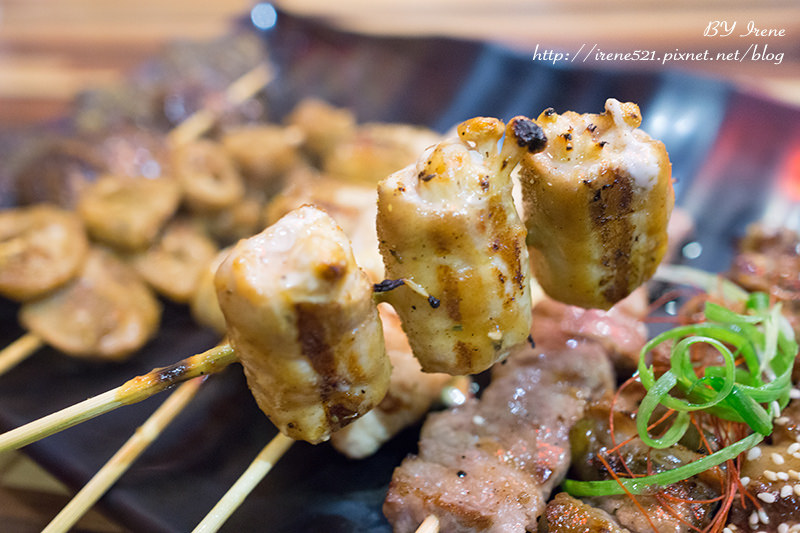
left=564, top=266, right=798, bottom=498
left=563, top=432, right=764, bottom=497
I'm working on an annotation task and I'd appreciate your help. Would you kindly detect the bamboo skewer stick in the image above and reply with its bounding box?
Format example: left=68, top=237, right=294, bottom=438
left=167, top=62, right=273, bottom=148
left=42, top=376, right=206, bottom=533
left=192, top=432, right=295, bottom=533
left=0, top=343, right=236, bottom=453
left=415, top=515, right=440, bottom=533
left=0, top=332, right=44, bottom=375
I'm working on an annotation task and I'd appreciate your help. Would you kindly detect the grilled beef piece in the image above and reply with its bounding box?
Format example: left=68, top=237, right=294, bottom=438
left=539, top=492, right=629, bottom=533
left=570, top=403, right=721, bottom=533
left=530, top=287, right=648, bottom=375
left=383, top=343, right=615, bottom=533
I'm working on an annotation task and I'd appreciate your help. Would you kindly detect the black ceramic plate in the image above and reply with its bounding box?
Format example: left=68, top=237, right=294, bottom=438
left=1, top=10, right=800, bottom=533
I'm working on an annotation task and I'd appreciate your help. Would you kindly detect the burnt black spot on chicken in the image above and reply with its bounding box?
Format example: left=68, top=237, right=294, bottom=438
left=512, top=118, right=548, bottom=154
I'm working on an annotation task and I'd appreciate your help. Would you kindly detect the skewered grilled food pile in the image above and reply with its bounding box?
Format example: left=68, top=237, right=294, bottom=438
left=4, top=48, right=795, bottom=533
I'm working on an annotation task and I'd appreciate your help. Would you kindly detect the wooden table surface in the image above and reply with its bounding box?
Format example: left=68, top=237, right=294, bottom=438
left=1, top=0, right=798, bottom=128
left=0, top=1, right=798, bottom=531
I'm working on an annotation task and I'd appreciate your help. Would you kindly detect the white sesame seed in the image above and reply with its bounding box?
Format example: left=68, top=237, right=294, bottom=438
left=740, top=476, right=751, bottom=486
left=776, top=417, right=790, bottom=426
left=779, top=524, right=790, bottom=533
left=781, top=485, right=793, bottom=498
left=724, top=528, right=734, bottom=533
left=790, top=388, right=800, bottom=399
left=759, top=509, right=770, bottom=524
left=758, top=492, right=777, bottom=503
left=765, top=470, right=779, bottom=481
left=794, top=484, right=800, bottom=496
left=772, top=452, right=786, bottom=465
left=777, top=472, right=790, bottom=480
left=789, top=469, right=800, bottom=480
left=472, top=415, right=485, bottom=425
left=772, top=401, right=782, bottom=417
left=788, top=443, right=800, bottom=454
left=748, top=447, right=763, bottom=460
left=793, top=452, right=800, bottom=460
left=750, top=511, right=760, bottom=526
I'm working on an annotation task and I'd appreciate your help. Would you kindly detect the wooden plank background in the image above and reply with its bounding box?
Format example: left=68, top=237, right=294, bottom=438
left=1, top=0, right=797, bottom=127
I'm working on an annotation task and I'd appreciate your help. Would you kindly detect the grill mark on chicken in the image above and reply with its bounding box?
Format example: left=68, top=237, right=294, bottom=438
left=437, top=264, right=462, bottom=322
left=486, top=196, right=525, bottom=292
left=586, top=172, right=634, bottom=304
left=295, top=301, right=360, bottom=428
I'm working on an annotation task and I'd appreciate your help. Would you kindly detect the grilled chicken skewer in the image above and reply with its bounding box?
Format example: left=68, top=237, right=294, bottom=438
left=376, top=115, right=546, bottom=374
left=0, top=206, right=389, bottom=452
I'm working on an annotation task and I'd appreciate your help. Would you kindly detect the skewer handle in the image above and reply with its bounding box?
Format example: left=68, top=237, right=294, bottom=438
left=0, top=343, right=236, bottom=452
left=192, top=433, right=295, bottom=533
left=415, top=515, right=440, bottom=533
left=0, top=332, right=44, bottom=375
left=167, top=63, right=273, bottom=147
left=42, top=377, right=205, bottom=533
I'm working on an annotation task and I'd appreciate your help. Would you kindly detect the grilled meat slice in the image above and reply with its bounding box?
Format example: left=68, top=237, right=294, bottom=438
left=570, top=403, right=721, bottom=533
left=383, top=343, right=614, bottom=533
left=539, top=492, right=629, bottom=533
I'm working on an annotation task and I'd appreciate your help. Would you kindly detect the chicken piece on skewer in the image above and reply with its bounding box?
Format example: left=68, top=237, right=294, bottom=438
left=376, top=116, right=546, bottom=374
left=20, top=247, right=161, bottom=361
left=520, top=98, right=674, bottom=310
left=170, top=139, right=245, bottom=214
left=77, top=174, right=181, bottom=251
left=267, top=174, right=455, bottom=456
left=0, top=205, right=89, bottom=301
left=266, top=172, right=385, bottom=282
left=330, top=305, right=452, bottom=459
left=215, top=205, right=391, bottom=444
left=126, top=218, right=218, bottom=304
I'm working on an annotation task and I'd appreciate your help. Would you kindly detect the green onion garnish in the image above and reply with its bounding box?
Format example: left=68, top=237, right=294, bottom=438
left=564, top=266, right=798, bottom=497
